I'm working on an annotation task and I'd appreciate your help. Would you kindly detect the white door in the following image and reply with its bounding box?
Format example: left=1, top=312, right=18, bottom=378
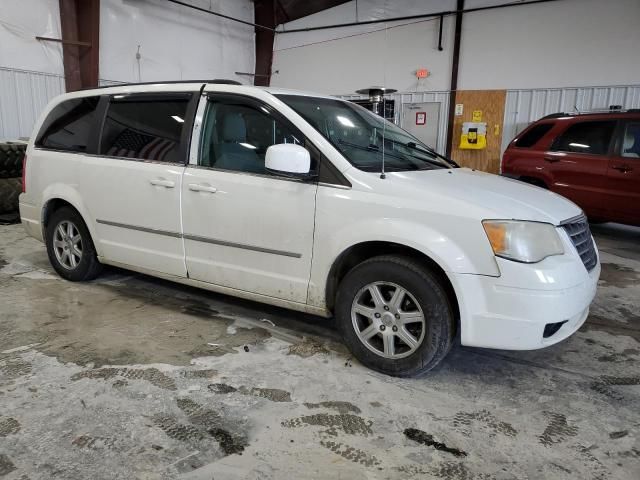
left=402, top=102, right=441, bottom=150
left=181, top=93, right=318, bottom=303
left=80, top=93, right=194, bottom=277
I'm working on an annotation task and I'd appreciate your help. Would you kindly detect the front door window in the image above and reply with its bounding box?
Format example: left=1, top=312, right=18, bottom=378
left=200, top=95, right=316, bottom=175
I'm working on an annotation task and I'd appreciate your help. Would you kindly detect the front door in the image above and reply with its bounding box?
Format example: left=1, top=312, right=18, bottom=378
left=80, top=92, right=196, bottom=277
left=543, top=119, right=616, bottom=220
left=603, top=120, right=640, bottom=225
left=181, top=93, right=318, bottom=303
left=402, top=102, right=441, bottom=150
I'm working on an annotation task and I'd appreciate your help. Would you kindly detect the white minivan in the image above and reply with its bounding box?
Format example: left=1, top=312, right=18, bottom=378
left=19, top=81, right=600, bottom=376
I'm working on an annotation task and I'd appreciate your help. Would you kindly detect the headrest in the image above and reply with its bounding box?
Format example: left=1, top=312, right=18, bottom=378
left=623, top=130, right=634, bottom=150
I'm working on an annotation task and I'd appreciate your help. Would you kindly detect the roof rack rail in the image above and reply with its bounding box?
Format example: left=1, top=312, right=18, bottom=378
left=84, top=79, right=243, bottom=90
left=539, top=113, right=567, bottom=119
left=540, top=107, right=640, bottom=120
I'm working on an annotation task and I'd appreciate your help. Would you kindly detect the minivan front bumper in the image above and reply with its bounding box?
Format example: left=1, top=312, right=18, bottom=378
left=453, top=237, right=600, bottom=350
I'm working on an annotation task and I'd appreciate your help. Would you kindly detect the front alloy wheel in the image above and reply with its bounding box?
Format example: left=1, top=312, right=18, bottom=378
left=351, top=282, right=426, bottom=359
left=336, top=255, right=455, bottom=377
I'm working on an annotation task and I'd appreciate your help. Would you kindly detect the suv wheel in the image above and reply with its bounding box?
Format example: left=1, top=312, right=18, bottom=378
left=46, top=207, right=102, bottom=281
left=335, top=255, right=455, bottom=377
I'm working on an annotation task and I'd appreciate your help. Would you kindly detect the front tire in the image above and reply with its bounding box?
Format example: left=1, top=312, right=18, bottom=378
left=46, top=207, right=102, bottom=281
left=335, top=255, right=455, bottom=377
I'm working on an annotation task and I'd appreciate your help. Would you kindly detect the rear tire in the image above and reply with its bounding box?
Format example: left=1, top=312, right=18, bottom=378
left=335, top=255, right=455, bottom=377
left=0, top=178, right=21, bottom=213
left=46, top=207, right=102, bottom=281
left=0, top=143, right=25, bottom=179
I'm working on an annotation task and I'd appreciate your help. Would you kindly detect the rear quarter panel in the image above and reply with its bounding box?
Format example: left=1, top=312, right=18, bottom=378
left=21, top=148, right=100, bottom=252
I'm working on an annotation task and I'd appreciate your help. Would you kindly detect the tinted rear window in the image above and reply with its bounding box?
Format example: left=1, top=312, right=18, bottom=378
left=551, top=121, right=616, bottom=155
left=514, top=123, right=554, bottom=148
left=99, top=95, right=190, bottom=163
left=36, top=97, right=100, bottom=152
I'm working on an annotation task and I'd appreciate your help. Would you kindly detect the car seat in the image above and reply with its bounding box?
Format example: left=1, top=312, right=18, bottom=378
left=216, top=113, right=262, bottom=173
left=622, top=127, right=640, bottom=158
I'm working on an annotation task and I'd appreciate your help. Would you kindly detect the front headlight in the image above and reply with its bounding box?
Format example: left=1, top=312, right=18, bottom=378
left=482, top=220, right=564, bottom=263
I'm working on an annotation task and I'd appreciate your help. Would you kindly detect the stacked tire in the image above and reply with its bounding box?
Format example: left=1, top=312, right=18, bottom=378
left=0, top=142, right=26, bottom=215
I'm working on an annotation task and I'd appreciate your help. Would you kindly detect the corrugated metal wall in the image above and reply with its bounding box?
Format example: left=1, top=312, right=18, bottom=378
left=340, top=91, right=451, bottom=155
left=0, top=67, right=128, bottom=141
left=502, top=84, right=640, bottom=154
left=0, top=66, right=65, bottom=141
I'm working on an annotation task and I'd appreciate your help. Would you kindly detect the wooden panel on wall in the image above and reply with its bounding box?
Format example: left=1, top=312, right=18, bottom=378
left=450, top=89, right=506, bottom=173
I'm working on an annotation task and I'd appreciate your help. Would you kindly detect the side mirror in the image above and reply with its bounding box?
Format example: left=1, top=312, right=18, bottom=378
left=265, top=144, right=311, bottom=176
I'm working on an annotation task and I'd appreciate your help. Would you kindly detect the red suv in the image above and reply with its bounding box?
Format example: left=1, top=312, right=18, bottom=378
left=502, top=110, right=640, bottom=226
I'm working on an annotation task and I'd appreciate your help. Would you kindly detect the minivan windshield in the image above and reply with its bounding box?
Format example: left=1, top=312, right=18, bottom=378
left=277, top=94, right=451, bottom=172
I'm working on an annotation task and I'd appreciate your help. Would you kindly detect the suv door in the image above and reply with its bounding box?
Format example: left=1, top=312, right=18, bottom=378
left=79, top=92, right=196, bottom=276
left=182, top=93, right=318, bottom=303
left=544, top=120, right=616, bottom=220
left=603, top=120, right=640, bottom=225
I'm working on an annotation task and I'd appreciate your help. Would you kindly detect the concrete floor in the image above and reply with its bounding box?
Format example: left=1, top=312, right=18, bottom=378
left=0, top=223, right=639, bottom=480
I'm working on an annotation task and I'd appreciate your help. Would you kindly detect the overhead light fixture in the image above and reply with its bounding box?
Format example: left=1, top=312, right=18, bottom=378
left=171, top=115, right=184, bottom=123
left=337, top=116, right=355, bottom=128
left=239, top=142, right=257, bottom=149
left=355, top=87, right=397, bottom=118
left=569, top=142, right=589, bottom=149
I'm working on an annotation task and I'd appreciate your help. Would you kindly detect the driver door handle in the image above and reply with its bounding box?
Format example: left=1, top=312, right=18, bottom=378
left=612, top=165, right=632, bottom=173
left=188, top=183, right=217, bottom=193
left=543, top=156, right=560, bottom=163
left=149, top=178, right=175, bottom=188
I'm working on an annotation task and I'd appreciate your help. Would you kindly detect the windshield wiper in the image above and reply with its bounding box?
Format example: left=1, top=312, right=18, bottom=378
left=337, top=139, right=409, bottom=164
left=375, top=136, right=451, bottom=169
left=407, top=142, right=459, bottom=168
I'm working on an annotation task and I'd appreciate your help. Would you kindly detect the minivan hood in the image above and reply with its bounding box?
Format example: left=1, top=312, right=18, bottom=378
left=385, top=168, right=581, bottom=225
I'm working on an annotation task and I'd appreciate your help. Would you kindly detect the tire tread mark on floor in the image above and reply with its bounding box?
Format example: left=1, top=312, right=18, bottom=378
left=282, top=413, right=373, bottom=436
left=0, top=454, right=16, bottom=476
left=304, top=401, right=361, bottom=414
left=152, top=414, right=204, bottom=443
left=176, top=397, right=248, bottom=455
left=0, top=358, right=32, bottom=380
left=452, top=410, right=517, bottom=438
left=71, top=434, right=119, bottom=451
left=538, top=412, right=578, bottom=446
left=590, top=375, right=640, bottom=400
left=320, top=439, right=380, bottom=466
left=0, top=417, right=20, bottom=437
left=71, top=367, right=176, bottom=390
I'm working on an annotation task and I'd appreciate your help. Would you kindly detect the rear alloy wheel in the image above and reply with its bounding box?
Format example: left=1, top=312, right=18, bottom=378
left=52, top=220, right=83, bottom=270
left=336, top=255, right=455, bottom=377
left=46, top=206, right=102, bottom=281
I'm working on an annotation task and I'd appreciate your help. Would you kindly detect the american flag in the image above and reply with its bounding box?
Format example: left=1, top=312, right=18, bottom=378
left=107, top=129, right=176, bottom=161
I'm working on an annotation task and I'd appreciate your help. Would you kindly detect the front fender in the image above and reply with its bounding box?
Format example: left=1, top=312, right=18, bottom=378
left=307, top=216, right=500, bottom=310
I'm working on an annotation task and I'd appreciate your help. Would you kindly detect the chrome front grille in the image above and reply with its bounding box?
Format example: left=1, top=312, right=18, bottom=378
left=561, top=215, right=597, bottom=272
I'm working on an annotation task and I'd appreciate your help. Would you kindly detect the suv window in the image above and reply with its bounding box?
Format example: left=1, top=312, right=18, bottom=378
left=551, top=121, right=616, bottom=155
left=100, top=94, right=190, bottom=163
left=200, top=95, right=316, bottom=175
left=36, top=96, right=100, bottom=152
left=622, top=122, right=640, bottom=158
left=515, top=123, right=554, bottom=148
